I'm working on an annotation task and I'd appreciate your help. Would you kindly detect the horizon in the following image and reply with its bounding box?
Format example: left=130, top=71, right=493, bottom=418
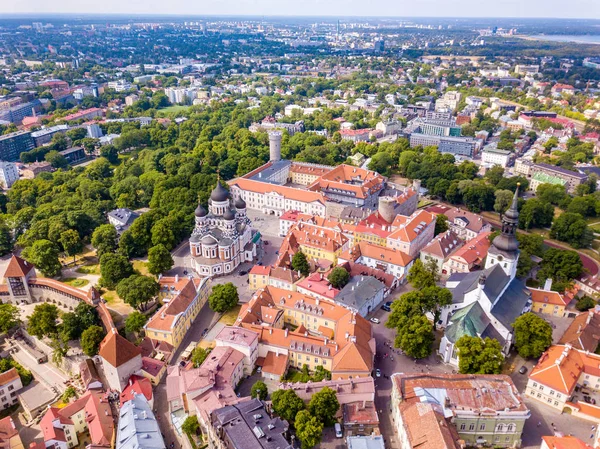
left=2, top=0, right=599, bottom=20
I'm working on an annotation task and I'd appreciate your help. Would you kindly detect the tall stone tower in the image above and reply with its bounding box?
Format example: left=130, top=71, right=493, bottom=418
left=269, top=131, right=282, bottom=162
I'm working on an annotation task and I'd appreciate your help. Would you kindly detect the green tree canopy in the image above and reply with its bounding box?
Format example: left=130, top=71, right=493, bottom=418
left=291, top=251, right=310, bottom=277
left=294, top=410, right=323, bottom=449
left=0, top=304, right=20, bottom=334
left=513, top=313, right=553, bottom=359
left=147, top=244, right=174, bottom=275
left=434, top=214, right=449, bottom=236
left=116, top=275, right=159, bottom=310
left=124, top=311, right=149, bottom=334
left=536, top=248, right=583, bottom=292
left=22, top=239, right=61, bottom=277
left=100, top=253, right=134, bottom=289
left=395, top=314, right=435, bottom=359
left=59, top=229, right=83, bottom=262
left=250, top=380, right=268, bottom=400
left=208, top=283, right=239, bottom=313
left=191, top=347, right=211, bottom=368
left=81, top=325, right=106, bottom=357
left=327, top=267, right=350, bottom=289
left=456, top=336, right=504, bottom=374
left=550, top=213, right=593, bottom=248
left=271, top=389, right=305, bottom=423
left=308, top=386, right=340, bottom=427
left=27, top=303, right=59, bottom=339
left=91, top=224, right=118, bottom=259
left=407, top=259, right=438, bottom=289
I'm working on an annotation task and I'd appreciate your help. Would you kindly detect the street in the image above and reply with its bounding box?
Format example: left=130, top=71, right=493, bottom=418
left=11, top=345, right=69, bottom=393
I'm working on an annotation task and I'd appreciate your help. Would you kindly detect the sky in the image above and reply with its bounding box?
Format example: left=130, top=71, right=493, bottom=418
left=1, top=0, right=600, bottom=19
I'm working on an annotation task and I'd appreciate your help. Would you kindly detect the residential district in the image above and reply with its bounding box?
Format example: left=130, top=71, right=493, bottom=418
left=3, top=12, right=600, bottom=449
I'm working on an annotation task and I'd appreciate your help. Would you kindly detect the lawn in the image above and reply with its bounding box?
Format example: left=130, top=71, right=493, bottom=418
left=133, top=260, right=150, bottom=276
left=102, top=290, right=119, bottom=304
left=219, top=305, right=241, bottom=326
left=61, top=278, right=90, bottom=288
left=75, top=264, right=100, bottom=275
left=160, top=105, right=191, bottom=114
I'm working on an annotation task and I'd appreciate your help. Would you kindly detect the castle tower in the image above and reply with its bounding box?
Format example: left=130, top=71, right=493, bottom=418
left=485, top=184, right=520, bottom=278
left=269, top=131, right=282, bottom=162
left=378, top=196, right=396, bottom=224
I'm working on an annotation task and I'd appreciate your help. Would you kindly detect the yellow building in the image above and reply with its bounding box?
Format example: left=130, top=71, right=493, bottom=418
left=529, top=287, right=571, bottom=317
left=238, top=286, right=374, bottom=379
left=145, top=276, right=210, bottom=349
left=278, top=221, right=349, bottom=267
left=249, top=265, right=270, bottom=290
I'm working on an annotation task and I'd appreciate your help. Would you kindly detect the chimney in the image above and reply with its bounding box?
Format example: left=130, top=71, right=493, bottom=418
left=544, top=278, right=553, bottom=291
left=175, top=274, right=179, bottom=283
left=285, top=329, right=288, bottom=337
left=269, top=328, right=273, bottom=335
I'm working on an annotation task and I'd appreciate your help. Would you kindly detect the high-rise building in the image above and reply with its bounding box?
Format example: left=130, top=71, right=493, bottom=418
left=0, top=161, right=19, bottom=189
left=0, top=131, right=35, bottom=161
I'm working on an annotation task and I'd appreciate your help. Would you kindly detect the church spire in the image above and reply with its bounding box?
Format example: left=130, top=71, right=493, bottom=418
left=492, top=183, right=520, bottom=253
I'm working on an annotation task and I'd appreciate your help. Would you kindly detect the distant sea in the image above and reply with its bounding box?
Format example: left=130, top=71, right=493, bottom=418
left=528, top=34, right=600, bottom=45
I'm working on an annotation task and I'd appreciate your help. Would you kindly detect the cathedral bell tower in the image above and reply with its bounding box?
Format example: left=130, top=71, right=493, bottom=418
left=485, top=184, right=521, bottom=279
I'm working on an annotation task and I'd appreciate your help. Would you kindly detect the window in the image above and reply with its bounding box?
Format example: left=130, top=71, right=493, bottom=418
left=460, top=424, right=466, bottom=430
left=533, top=382, right=538, bottom=387
left=469, top=424, right=475, bottom=431
left=7, top=386, right=13, bottom=391
left=550, top=390, right=554, bottom=396
left=479, top=424, right=485, bottom=431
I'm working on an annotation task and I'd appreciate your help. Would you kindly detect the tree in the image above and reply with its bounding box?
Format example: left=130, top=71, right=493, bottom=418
left=455, top=336, right=504, bottom=374
left=519, top=198, right=554, bottom=230
left=81, top=325, right=106, bottom=356
left=116, top=275, right=159, bottom=310
left=0, top=304, right=20, bottom=333
left=99, top=253, right=134, bottom=289
left=291, top=251, right=310, bottom=276
left=536, top=248, right=583, bottom=290
left=395, top=314, right=435, bottom=359
left=208, top=283, right=239, bottom=313
left=295, top=410, right=323, bottom=449
left=576, top=296, right=596, bottom=311
left=51, top=336, right=69, bottom=366
left=191, top=347, right=211, bottom=368
left=513, top=313, right=553, bottom=359
left=0, top=358, right=32, bottom=386
left=27, top=303, right=59, bottom=339
left=550, top=213, right=593, bottom=248
left=181, top=416, right=200, bottom=436
left=271, top=389, right=305, bottom=423
left=0, top=222, right=13, bottom=256
left=22, top=239, right=61, bottom=277
left=484, top=165, right=505, bottom=186
left=62, top=386, right=77, bottom=403
left=45, top=150, right=69, bottom=169
left=494, top=190, right=514, bottom=216
left=91, top=224, right=118, bottom=259
left=60, top=312, right=82, bottom=341
left=327, top=267, right=350, bottom=289
left=125, top=311, right=148, bottom=334
left=59, top=229, right=83, bottom=263
left=147, top=244, right=174, bottom=275
left=250, top=380, right=268, bottom=400
left=407, top=259, right=437, bottom=289
left=308, top=387, right=339, bottom=427
left=434, top=214, right=448, bottom=236
left=75, top=302, right=100, bottom=329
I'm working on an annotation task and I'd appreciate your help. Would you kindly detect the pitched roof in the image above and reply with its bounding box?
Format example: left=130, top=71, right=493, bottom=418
left=449, top=232, right=491, bottom=266
left=4, top=255, right=34, bottom=278
left=541, top=435, right=594, bottom=449
left=529, top=287, right=570, bottom=307
left=0, top=369, right=19, bottom=387
left=146, top=277, right=202, bottom=333
left=559, top=310, right=600, bottom=352
left=529, top=345, right=588, bottom=395
left=99, top=330, right=141, bottom=368
left=229, top=177, right=326, bottom=205
left=398, top=402, right=461, bottom=449
left=120, top=375, right=153, bottom=405
left=421, top=230, right=464, bottom=259
left=0, top=417, right=18, bottom=444
left=387, top=210, right=435, bottom=243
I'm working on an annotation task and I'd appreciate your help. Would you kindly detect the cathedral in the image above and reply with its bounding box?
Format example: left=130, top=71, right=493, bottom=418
left=438, top=186, right=532, bottom=366
left=189, top=182, right=260, bottom=277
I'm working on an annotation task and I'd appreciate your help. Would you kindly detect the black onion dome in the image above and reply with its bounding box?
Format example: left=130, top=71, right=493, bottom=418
left=224, top=209, right=236, bottom=221
left=195, top=203, right=207, bottom=217
left=234, top=196, right=246, bottom=209
left=211, top=182, right=230, bottom=202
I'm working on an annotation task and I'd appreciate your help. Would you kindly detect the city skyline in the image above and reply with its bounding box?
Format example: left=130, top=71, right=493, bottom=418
left=2, top=0, right=600, bottom=19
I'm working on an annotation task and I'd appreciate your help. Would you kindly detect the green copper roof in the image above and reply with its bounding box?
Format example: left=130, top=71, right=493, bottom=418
left=445, top=302, right=490, bottom=343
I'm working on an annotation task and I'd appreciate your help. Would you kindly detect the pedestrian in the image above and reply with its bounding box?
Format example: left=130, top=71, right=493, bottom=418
left=537, top=422, right=541, bottom=427
left=551, top=423, right=554, bottom=427
left=593, top=426, right=597, bottom=431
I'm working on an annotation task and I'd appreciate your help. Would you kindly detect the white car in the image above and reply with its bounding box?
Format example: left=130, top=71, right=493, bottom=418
left=370, top=317, right=380, bottom=324
left=375, top=368, right=381, bottom=378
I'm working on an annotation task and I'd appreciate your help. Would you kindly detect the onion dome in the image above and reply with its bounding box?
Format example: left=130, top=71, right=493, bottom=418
left=195, top=203, right=207, bottom=217
left=223, top=209, right=236, bottom=221
left=234, top=196, right=246, bottom=209
left=211, top=182, right=230, bottom=202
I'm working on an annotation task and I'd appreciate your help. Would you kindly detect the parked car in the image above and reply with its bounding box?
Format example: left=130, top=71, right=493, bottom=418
left=334, top=423, right=343, bottom=438
left=519, top=366, right=527, bottom=375
left=381, top=305, right=391, bottom=312
left=375, top=368, right=381, bottom=378
left=239, top=270, right=248, bottom=276
left=370, top=317, right=380, bottom=324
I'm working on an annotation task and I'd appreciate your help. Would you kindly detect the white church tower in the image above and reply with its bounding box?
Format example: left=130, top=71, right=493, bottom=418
left=485, top=184, right=520, bottom=279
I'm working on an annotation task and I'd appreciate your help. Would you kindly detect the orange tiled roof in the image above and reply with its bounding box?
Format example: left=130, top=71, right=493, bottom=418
left=0, top=368, right=19, bottom=386
left=387, top=210, right=435, bottom=243
left=541, top=435, right=594, bottom=449
left=449, top=232, right=491, bottom=265
left=98, top=330, right=141, bottom=368
left=229, top=177, right=326, bottom=205
left=529, top=288, right=570, bottom=307
left=340, top=241, right=414, bottom=267
left=4, top=255, right=34, bottom=278
left=146, top=277, right=201, bottom=332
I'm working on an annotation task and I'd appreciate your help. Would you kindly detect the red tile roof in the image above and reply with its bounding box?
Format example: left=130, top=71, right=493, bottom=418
left=120, top=375, right=153, bottom=404
left=4, top=255, right=34, bottom=278
left=98, top=329, right=141, bottom=368
left=0, top=368, right=19, bottom=386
